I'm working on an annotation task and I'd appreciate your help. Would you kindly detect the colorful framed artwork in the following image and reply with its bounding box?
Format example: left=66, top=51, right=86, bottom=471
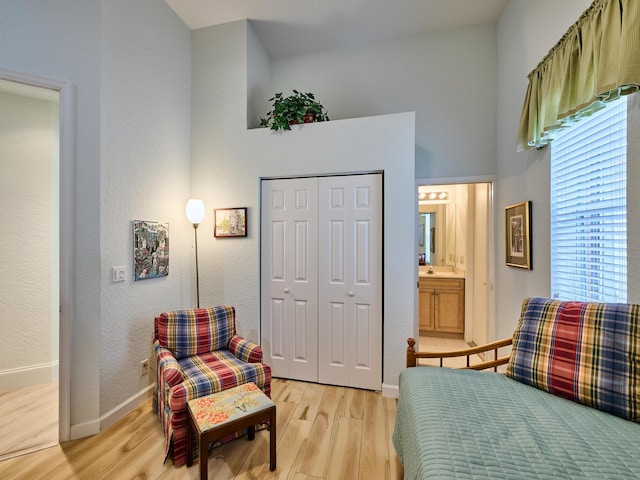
left=133, top=220, right=169, bottom=280
left=505, top=201, right=531, bottom=269
left=214, top=207, right=247, bottom=238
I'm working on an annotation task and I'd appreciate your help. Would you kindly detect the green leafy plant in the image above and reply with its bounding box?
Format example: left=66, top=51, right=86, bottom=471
left=259, top=90, right=329, bottom=131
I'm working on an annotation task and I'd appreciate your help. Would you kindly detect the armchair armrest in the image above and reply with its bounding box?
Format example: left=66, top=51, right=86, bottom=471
left=406, top=337, right=513, bottom=371
left=154, top=341, right=184, bottom=387
left=229, top=334, right=263, bottom=363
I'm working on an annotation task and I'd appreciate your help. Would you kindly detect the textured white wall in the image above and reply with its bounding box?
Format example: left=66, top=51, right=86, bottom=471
left=495, top=0, right=604, bottom=338
left=0, top=0, right=192, bottom=428
left=0, top=92, right=58, bottom=377
left=191, top=21, right=416, bottom=391
left=268, top=24, right=498, bottom=180
left=0, top=0, right=102, bottom=426
left=625, top=90, right=640, bottom=303
left=99, top=0, right=192, bottom=415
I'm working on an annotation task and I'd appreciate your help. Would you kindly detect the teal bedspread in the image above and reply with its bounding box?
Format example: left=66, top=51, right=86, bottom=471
left=393, top=367, right=640, bottom=479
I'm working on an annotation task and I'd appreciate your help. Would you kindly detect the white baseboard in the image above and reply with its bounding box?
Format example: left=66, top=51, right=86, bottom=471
left=100, top=384, right=155, bottom=431
left=70, top=419, right=100, bottom=440
left=0, top=361, right=59, bottom=390
left=69, top=384, right=155, bottom=441
left=382, top=382, right=399, bottom=398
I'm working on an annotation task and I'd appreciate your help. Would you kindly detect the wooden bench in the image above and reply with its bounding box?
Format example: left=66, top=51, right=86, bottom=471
left=186, top=382, right=276, bottom=479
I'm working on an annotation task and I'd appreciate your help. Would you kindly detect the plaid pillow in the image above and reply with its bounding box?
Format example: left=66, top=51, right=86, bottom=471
left=506, top=297, right=640, bottom=422
left=156, top=306, right=236, bottom=359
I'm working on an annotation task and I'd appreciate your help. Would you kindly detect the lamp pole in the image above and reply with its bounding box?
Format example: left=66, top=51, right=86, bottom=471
left=186, top=199, right=205, bottom=309
left=193, top=222, right=200, bottom=308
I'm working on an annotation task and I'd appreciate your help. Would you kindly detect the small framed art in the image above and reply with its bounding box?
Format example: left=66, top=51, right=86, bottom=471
left=505, top=201, right=531, bottom=269
left=214, top=207, right=247, bottom=238
left=133, top=220, right=169, bottom=280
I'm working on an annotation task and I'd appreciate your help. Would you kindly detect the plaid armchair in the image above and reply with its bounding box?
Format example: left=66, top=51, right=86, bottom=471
left=152, top=306, right=271, bottom=467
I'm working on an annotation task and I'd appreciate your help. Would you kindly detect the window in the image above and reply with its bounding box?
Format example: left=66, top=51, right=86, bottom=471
left=551, top=97, right=627, bottom=302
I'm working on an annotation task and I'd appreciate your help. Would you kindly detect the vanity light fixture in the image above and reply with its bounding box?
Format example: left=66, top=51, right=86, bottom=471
left=418, top=191, right=449, bottom=202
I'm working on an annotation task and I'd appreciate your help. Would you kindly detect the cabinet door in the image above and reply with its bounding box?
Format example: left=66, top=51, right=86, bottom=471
left=261, top=178, right=319, bottom=382
left=434, top=288, right=464, bottom=333
left=418, top=287, right=434, bottom=331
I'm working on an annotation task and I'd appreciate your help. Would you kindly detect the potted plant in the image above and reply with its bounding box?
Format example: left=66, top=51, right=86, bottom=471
left=259, top=90, right=330, bottom=131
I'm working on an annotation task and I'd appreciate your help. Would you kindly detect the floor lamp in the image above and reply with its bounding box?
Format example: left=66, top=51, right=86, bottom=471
left=186, top=199, right=205, bottom=308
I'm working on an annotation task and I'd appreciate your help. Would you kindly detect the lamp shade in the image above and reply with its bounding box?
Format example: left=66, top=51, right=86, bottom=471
left=186, top=199, right=205, bottom=225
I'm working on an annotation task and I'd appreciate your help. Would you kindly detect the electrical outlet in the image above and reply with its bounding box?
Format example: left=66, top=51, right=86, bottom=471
left=140, top=359, right=149, bottom=376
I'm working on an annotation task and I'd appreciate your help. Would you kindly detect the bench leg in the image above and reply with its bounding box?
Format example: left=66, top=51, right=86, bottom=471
left=199, top=436, right=208, bottom=480
left=186, top=421, right=193, bottom=467
left=269, top=407, right=277, bottom=471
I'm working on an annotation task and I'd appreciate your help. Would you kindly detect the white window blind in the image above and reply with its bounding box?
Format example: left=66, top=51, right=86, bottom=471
left=551, top=97, right=627, bottom=303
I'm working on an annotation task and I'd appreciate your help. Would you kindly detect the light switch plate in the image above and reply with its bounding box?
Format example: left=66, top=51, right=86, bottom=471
left=112, top=266, right=126, bottom=282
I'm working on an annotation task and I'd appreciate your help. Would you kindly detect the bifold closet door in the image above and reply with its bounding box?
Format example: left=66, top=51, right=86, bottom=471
left=261, top=178, right=319, bottom=382
left=261, top=174, right=382, bottom=390
left=318, top=174, right=382, bottom=390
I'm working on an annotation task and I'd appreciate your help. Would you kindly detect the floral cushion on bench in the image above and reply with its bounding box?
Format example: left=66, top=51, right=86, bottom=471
left=506, top=297, right=640, bottom=422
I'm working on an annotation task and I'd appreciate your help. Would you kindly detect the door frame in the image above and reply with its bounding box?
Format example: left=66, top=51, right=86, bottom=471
left=0, top=67, right=75, bottom=442
left=415, top=175, right=496, bottom=348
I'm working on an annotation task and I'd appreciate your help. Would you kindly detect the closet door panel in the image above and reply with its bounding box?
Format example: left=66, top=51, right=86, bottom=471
left=261, top=178, right=318, bottom=382
left=318, top=174, right=382, bottom=390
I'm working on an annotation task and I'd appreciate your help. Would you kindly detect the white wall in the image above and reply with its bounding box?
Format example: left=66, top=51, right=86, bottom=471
left=99, top=0, right=192, bottom=416
left=267, top=24, right=497, bottom=180
left=0, top=91, right=58, bottom=388
left=628, top=94, right=640, bottom=304
left=191, top=21, right=416, bottom=393
left=494, top=0, right=605, bottom=338
left=0, top=0, right=102, bottom=428
left=0, top=0, right=192, bottom=433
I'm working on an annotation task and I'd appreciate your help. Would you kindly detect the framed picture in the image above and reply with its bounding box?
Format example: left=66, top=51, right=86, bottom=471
left=133, top=220, right=169, bottom=280
left=214, top=207, right=247, bottom=238
left=505, top=201, right=531, bottom=269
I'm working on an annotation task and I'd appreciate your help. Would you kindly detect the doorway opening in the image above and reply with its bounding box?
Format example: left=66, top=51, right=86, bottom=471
left=416, top=180, right=494, bottom=353
left=0, top=70, right=73, bottom=459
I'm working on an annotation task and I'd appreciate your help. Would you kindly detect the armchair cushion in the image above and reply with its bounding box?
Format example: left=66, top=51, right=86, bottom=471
left=168, top=350, right=271, bottom=413
left=156, top=306, right=236, bottom=359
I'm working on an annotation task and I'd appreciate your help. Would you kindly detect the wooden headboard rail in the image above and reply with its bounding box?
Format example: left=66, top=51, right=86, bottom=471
left=406, top=337, right=513, bottom=371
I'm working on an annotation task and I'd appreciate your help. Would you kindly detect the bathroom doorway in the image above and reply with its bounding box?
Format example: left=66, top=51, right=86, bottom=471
left=417, top=181, right=494, bottom=348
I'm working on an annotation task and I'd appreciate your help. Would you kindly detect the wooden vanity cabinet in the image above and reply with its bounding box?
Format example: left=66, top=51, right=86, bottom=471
left=419, top=277, right=465, bottom=334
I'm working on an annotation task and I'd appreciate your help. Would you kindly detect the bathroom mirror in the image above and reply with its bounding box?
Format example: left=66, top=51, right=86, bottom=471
left=418, top=204, right=456, bottom=267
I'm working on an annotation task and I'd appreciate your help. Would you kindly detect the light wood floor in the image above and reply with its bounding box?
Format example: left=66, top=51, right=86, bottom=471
left=417, top=335, right=482, bottom=367
left=0, top=378, right=402, bottom=480
left=0, top=382, right=58, bottom=461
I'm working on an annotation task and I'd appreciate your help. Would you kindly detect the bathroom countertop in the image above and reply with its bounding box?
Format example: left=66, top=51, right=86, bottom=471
left=419, top=271, right=465, bottom=279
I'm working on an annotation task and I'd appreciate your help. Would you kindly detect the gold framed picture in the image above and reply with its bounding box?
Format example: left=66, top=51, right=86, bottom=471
left=214, top=207, right=247, bottom=238
left=505, top=201, right=531, bottom=269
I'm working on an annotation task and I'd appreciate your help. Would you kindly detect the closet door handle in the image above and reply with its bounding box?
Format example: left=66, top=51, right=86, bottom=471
left=348, top=291, right=355, bottom=297
left=284, top=288, right=290, bottom=293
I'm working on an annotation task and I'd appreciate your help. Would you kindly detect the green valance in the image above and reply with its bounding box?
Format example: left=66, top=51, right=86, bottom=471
left=517, top=0, right=640, bottom=151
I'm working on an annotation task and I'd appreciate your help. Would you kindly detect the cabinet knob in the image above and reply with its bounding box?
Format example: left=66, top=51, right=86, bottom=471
left=348, top=291, right=355, bottom=297
left=284, top=288, right=290, bottom=293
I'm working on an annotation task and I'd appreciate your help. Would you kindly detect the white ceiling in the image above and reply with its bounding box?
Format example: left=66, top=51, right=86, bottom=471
left=165, top=0, right=508, bottom=59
